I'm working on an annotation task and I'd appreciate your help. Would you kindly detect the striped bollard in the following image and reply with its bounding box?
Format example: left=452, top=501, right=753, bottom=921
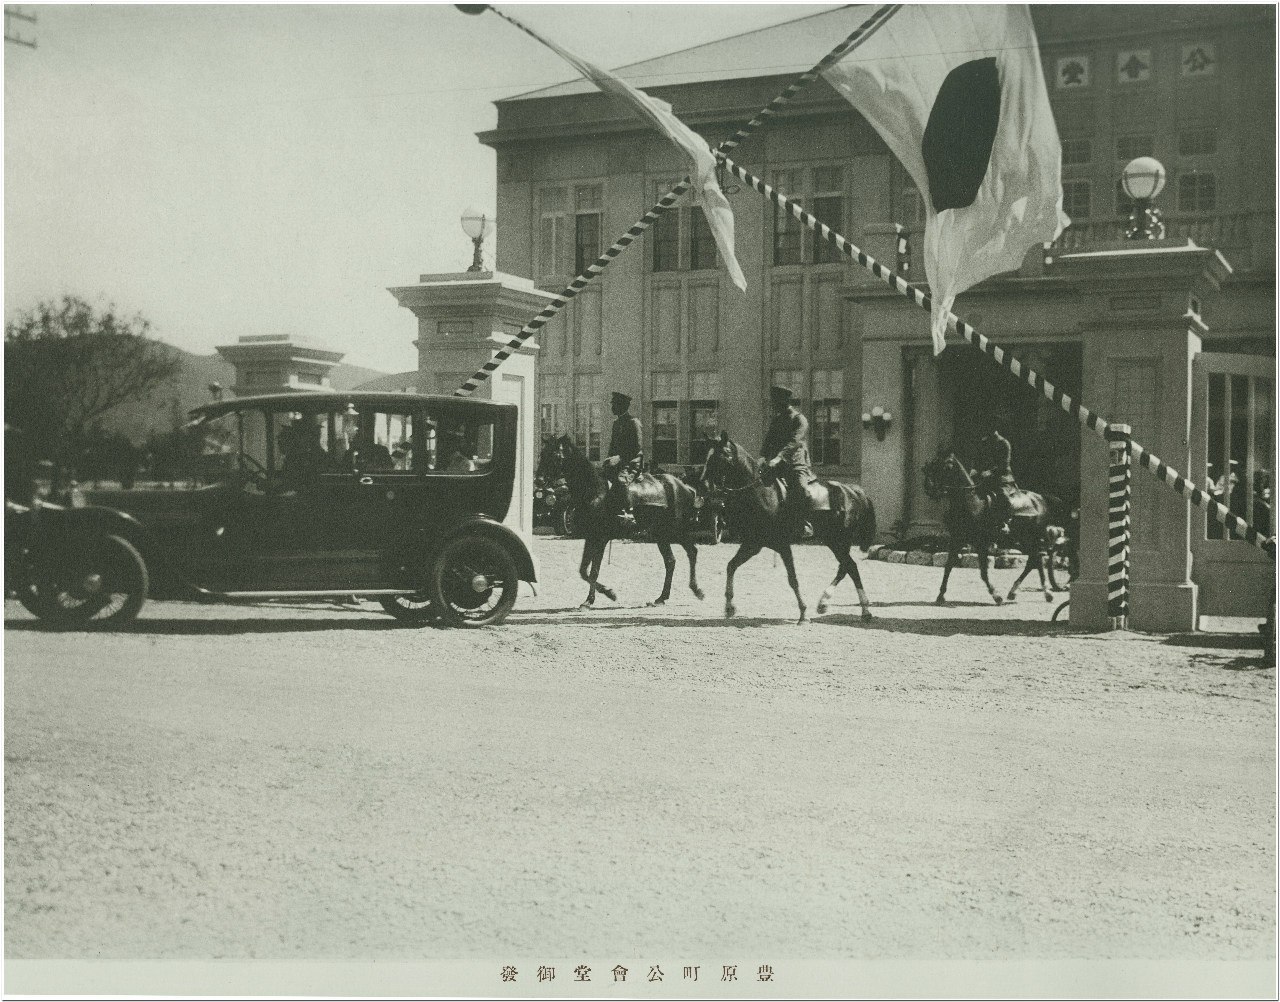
left=1107, top=424, right=1132, bottom=630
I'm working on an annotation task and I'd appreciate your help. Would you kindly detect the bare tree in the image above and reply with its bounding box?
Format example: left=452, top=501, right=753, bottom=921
left=5, top=296, right=181, bottom=486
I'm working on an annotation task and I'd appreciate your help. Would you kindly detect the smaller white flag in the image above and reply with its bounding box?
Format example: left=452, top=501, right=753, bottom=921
left=512, top=19, right=746, bottom=292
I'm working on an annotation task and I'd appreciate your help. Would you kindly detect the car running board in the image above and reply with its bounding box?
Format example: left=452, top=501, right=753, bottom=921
left=217, top=588, right=419, bottom=599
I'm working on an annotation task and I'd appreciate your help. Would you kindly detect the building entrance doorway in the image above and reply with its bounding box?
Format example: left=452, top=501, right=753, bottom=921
left=937, top=342, right=1082, bottom=504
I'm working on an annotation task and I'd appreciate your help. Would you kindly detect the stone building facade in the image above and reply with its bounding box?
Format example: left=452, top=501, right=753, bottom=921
left=478, top=4, right=1275, bottom=539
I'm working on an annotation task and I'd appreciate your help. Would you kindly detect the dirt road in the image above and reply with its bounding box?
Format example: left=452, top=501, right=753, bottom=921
left=5, top=538, right=1275, bottom=963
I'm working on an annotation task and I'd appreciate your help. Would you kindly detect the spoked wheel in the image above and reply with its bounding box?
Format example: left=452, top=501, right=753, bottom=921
left=429, top=535, right=518, bottom=628
left=378, top=592, right=436, bottom=625
left=31, top=534, right=149, bottom=629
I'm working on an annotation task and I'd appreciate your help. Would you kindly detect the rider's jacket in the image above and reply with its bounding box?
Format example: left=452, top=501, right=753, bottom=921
left=762, top=407, right=813, bottom=480
left=607, top=413, right=642, bottom=475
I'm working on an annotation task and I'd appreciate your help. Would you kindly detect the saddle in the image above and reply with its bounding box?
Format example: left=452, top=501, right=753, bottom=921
left=770, top=473, right=831, bottom=512
left=627, top=473, right=670, bottom=508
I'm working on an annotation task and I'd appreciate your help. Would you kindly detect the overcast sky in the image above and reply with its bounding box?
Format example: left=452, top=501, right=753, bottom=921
left=5, top=3, right=836, bottom=373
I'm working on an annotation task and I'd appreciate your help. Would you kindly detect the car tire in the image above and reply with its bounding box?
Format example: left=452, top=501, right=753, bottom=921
left=378, top=593, right=436, bottom=625
left=31, top=533, right=148, bottom=629
left=429, top=535, right=519, bottom=628
left=557, top=505, right=578, bottom=538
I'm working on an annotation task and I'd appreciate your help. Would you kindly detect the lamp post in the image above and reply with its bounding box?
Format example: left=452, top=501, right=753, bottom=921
left=461, top=206, right=495, bottom=272
left=1121, top=156, right=1167, bottom=240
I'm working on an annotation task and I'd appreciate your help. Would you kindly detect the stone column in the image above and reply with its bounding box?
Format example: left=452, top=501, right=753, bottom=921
left=1059, top=241, right=1232, bottom=632
left=388, top=270, right=552, bottom=538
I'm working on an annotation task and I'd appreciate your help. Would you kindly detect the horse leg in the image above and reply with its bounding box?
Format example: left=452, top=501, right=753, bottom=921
left=682, top=538, right=704, bottom=600
left=1005, top=554, right=1036, bottom=603
left=936, top=549, right=959, bottom=605
left=1035, top=548, right=1054, bottom=603
left=724, top=542, right=761, bottom=619
left=777, top=545, right=807, bottom=625
left=838, top=547, right=874, bottom=621
left=578, top=541, right=598, bottom=609
left=650, top=538, right=676, bottom=607
left=978, top=544, right=1003, bottom=605
left=815, top=562, right=846, bottom=616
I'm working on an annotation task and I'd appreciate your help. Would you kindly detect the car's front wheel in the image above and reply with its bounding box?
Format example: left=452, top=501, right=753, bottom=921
left=378, top=593, right=436, bottom=625
left=429, top=535, right=518, bottom=628
left=30, top=533, right=149, bottom=629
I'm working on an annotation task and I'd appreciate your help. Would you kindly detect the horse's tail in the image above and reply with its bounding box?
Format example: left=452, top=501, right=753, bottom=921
left=857, top=494, right=878, bottom=553
left=834, top=482, right=877, bottom=552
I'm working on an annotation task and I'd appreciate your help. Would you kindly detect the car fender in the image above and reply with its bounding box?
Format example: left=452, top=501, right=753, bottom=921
left=16, top=504, right=186, bottom=586
left=439, top=516, right=538, bottom=583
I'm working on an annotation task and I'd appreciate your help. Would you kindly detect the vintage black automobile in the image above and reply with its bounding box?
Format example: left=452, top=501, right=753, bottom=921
left=6, top=392, right=537, bottom=629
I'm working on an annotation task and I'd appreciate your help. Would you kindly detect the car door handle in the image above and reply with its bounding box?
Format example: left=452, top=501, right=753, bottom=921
left=359, top=476, right=374, bottom=486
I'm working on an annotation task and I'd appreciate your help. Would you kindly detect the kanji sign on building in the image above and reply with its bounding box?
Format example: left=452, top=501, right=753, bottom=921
left=1056, top=54, right=1090, bottom=88
left=1182, top=42, right=1216, bottom=76
left=1117, top=49, right=1152, bottom=83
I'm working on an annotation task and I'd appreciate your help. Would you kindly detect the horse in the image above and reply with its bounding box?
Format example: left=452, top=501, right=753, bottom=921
left=700, top=432, right=877, bottom=624
left=551, top=435, right=704, bottom=609
left=921, top=451, right=1069, bottom=605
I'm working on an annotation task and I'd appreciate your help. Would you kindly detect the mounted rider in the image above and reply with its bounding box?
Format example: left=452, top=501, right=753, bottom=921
left=603, top=391, right=643, bottom=529
left=761, top=385, right=819, bottom=519
left=978, top=428, right=1034, bottom=530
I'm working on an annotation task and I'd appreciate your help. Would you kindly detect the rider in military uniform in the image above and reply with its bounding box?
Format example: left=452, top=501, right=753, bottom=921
left=761, top=385, right=816, bottom=516
left=603, top=391, right=643, bottom=528
left=978, top=428, right=1021, bottom=530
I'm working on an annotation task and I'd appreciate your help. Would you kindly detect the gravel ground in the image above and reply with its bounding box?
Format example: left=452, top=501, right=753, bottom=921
left=5, top=537, right=1275, bottom=964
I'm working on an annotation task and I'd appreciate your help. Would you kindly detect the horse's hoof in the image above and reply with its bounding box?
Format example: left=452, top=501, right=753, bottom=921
left=816, top=601, right=828, bottom=615
left=724, top=603, right=736, bottom=619
left=861, top=610, right=874, bottom=622
left=647, top=598, right=666, bottom=608
left=1006, top=593, right=1018, bottom=603
left=692, top=588, right=705, bottom=601
left=577, top=602, right=593, bottom=611
left=993, top=595, right=1004, bottom=606
left=1044, top=593, right=1054, bottom=603
left=795, top=615, right=809, bottom=626
left=601, top=588, right=618, bottom=602
left=935, top=595, right=947, bottom=606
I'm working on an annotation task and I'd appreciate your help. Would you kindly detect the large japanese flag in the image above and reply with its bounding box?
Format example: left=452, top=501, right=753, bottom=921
left=822, top=5, right=1068, bottom=353
left=513, top=20, right=747, bottom=292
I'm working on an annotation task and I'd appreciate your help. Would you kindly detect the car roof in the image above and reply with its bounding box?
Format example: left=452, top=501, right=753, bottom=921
left=191, top=390, right=514, bottom=420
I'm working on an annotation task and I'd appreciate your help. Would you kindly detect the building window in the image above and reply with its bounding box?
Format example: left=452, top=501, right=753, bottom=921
left=540, top=374, right=568, bottom=441
left=771, top=169, right=803, bottom=265
left=689, top=206, right=718, bottom=271
left=538, top=187, right=570, bottom=279
left=1115, top=134, right=1154, bottom=160
left=573, top=372, right=601, bottom=460
left=1062, top=181, right=1092, bottom=220
left=1178, top=172, right=1217, bottom=212
left=811, top=167, right=845, bottom=264
left=811, top=369, right=843, bottom=466
left=1061, top=137, right=1092, bottom=166
left=653, top=403, right=679, bottom=465
left=573, top=184, right=603, bottom=276
left=1179, top=127, right=1217, bottom=156
left=652, top=202, right=681, bottom=272
left=689, top=371, right=721, bottom=464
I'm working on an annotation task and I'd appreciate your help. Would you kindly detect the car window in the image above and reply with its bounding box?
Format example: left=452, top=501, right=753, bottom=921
left=331, top=406, right=416, bottom=473
left=423, top=412, right=494, bottom=475
left=193, top=411, right=245, bottom=488
left=271, top=409, right=339, bottom=483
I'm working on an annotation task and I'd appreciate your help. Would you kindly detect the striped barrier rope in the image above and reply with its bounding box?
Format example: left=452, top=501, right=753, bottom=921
left=718, top=152, right=1277, bottom=558
left=453, top=3, right=902, bottom=398
left=1107, top=424, right=1132, bottom=630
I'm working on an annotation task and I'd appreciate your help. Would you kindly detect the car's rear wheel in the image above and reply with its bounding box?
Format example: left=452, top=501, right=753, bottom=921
left=429, top=535, right=518, bottom=628
left=378, top=593, right=436, bottom=625
left=31, top=533, right=148, bottom=629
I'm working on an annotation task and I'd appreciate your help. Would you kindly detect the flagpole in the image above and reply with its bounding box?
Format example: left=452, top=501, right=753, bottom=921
left=716, top=152, right=1276, bottom=557
left=451, top=3, right=902, bottom=398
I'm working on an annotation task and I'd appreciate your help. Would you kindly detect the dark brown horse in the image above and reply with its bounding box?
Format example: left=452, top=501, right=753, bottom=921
left=701, top=433, right=877, bottom=624
left=922, top=452, right=1069, bottom=605
left=552, top=435, right=704, bottom=609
